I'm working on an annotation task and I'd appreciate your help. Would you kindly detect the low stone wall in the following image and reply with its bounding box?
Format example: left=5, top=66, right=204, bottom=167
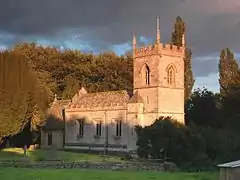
left=0, top=160, right=178, bottom=171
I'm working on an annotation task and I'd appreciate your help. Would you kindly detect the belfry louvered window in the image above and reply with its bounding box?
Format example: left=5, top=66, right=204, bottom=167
left=167, top=65, right=175, bottom=85
left=145, top=65, right=150, bottom=85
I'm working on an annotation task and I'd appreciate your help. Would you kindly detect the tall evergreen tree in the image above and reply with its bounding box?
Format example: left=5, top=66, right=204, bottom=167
left=171, top=16, right=195, bottom=101
left=62, top=76, right=80, bottom=99
left=0, top=51, right=48, bottom=139
left=218, top=49, right=240, bottom=132
left=218, top=48, right=239, bottom=96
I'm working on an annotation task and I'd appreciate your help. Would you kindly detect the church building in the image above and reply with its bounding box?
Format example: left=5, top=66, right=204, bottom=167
left=41, top=17, right=185, bottom=152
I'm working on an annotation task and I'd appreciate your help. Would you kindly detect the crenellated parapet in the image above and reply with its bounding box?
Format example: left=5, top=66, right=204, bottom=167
left=161, top=43, right=184, bottom=57
left=133, top=43, right=185, bottom=58
left=134, top=44, right=158, bottom=58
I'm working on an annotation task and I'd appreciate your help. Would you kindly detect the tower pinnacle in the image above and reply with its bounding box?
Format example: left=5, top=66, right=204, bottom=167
left=133, top=33, right=136, bottom=47
left=182, top=33, right=185, bottom=48
left=133, top=32, right=137, bottom=56
left=156, top=16, right=160, bottom=44
left=54, top=93, right=58, bottom=101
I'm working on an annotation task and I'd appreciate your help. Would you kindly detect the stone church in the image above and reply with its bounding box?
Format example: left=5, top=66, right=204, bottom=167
left=41, top=17, right=185, bottom=153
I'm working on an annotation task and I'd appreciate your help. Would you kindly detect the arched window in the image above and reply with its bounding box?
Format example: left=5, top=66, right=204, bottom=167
left=167, top=65, right=175, bottom=85
left=145, top=65, right=150, bottom=85
left=75, top=119, right=84, bottom=138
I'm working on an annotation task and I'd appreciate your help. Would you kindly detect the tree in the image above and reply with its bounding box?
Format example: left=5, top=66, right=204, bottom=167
left=12, top=44, right=133, bottom=99
left=13, top=43, right=57, bottom=101
left=0, top=51, right=48, bottom=139
left=136, top=117, right=209, bottom=169
left=172, top=16, right=185, bottom=47
left=218, top=48, right=239, bottom=96
left=221, top=84, right=240, bottom=131
left=200, top=126, right=240, bottom=164
left=185, top=88, right=222, bottom=128
left=171, top=16, right=195, bottom=100
left=62, top=76, right=80, bottom=99
left=218, top=49, right=240, bottom=131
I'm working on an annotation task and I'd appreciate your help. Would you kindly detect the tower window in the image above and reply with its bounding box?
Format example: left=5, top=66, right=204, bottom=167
left=167, top=65, right=175, bottom=85
left=145, top=65, right=150, bottom=85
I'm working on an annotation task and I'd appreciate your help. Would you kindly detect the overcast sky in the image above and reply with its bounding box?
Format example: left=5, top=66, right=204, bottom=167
left=1, top=0, right=240, bottom=92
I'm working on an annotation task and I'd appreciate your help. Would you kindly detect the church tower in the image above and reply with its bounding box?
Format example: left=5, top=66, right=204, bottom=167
left=132, top=17, right=185, bottom=125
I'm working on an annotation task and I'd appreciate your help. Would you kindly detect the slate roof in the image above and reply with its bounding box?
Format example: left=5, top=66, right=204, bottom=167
left=42, top=88, right=145, bottom=130
left=42, top=99, right=70, bottom=130
left=217, top=160, right=240, bottom=168
left=69, top=90, right=130, bottom=108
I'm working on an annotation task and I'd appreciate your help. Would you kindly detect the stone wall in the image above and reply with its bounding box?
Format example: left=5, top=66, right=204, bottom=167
left=0, top=160, right=178, bottom=172
left=41, top=130, right=63, bottom=149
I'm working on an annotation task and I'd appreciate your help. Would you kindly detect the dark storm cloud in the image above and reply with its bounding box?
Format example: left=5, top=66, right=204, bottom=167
left=0, top=0, right=129, bottom=35
left=0, top=0, right=240, bottom=76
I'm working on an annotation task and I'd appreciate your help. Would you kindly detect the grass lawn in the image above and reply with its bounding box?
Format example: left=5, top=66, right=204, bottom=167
left=0, top=167, right=218, bottom=180
left=0, top=148, right=123, bottom=162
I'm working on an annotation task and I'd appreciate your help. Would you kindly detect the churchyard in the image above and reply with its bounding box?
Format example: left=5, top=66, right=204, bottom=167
left=0, top=168, right=217, bottom=180
left=0, top=148, right=217, bottom=180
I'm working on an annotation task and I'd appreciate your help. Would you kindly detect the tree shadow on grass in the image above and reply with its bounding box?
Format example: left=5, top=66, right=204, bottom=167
left=0, top=148, right=28, bottom=162
left=0, top=148, right=63, bottom=163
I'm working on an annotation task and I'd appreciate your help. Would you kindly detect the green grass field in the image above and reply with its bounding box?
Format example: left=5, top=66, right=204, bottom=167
left=0, top=168, right=218, bottom=180
left=0, top=148, right=218, bottom=180
left=0, top=148, right=123, bottom=162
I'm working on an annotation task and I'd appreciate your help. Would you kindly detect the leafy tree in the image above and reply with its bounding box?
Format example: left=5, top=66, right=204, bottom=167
left=218, top=48, right=239, bottom=96
left=200, top=127, right=240, bottom=164
left=221, top=84, right=240, bottom=131
left=13, top=43, right=57, bottom=101
left=171, top=16, right=195, bottom=100
left=185, top=89, right=222, bottom=128
left=12, top=44, right=133, bottom=99
left=136, top=117, right=209, bottom=169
